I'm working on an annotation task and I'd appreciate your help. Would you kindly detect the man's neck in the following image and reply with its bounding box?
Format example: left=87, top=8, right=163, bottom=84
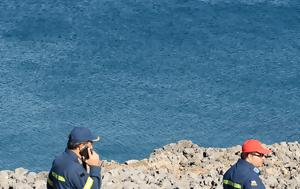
left=245, top=158, right=257, bottom=168
left=71, top=149, right=81, bottom=158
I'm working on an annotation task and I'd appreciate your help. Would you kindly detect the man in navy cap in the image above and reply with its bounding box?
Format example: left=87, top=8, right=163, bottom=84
left=47, top=127, right=102, bottom=189
left=223, top=139, right=272, bottom=189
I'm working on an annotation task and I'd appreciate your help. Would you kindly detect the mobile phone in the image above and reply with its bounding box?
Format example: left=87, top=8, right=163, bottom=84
left=79, top=146, right=90, bottom=160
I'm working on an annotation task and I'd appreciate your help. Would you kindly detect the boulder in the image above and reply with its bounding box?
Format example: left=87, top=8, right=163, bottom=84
left=3, top=140, right=300, bottom=188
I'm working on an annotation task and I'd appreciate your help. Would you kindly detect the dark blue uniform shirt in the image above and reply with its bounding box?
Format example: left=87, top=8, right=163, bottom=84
left=47, top=149, right=102, bottom=189
left=223, top=159, right=265, bottom=189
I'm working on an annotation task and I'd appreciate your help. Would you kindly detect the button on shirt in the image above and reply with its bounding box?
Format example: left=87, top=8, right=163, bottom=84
left=47, top=150, right=101, bottom=189
left=223, top=159, right=265, bottom=189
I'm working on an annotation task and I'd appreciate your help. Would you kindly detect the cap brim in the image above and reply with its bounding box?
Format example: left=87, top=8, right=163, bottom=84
left=92, top=136, right=101, bottom=142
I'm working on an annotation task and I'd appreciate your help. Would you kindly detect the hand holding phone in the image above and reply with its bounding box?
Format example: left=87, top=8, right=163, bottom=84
left=86, top=148, right=101, bottom=167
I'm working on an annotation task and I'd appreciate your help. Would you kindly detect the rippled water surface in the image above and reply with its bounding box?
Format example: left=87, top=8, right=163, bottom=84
left=0, top=0, right=300, bottom=171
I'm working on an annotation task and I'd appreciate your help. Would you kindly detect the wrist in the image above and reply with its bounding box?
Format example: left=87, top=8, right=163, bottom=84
left=98, top=160, right=103, bottom=167
left=89, top=160, right=101, bottom=167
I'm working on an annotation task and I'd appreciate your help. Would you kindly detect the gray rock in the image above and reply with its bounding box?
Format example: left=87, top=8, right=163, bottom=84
left=122, top=181, right=140, bottom=189
left=26, top=172, right=37, bottom=184
left=0, top=171, right=9, bottom=189
left=14, top=168, right=28, bottom=176
left=33, top=180, right=47, bottom=189
left=35, top=171, right=48, bottom=181
left=3, top=140, right=300, bottom=188
left=15, top=183, right=32, bottom=189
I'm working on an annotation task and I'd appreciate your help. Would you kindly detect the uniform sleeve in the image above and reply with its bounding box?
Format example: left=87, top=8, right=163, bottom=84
left=46, top=167, right=54, bottom=189
left=69, top=165, right=102, bottom=189
left=88, top=166, right=102, bottom=189
left=47, top=176, right=54, bottom=189
left=243, top=177, right=265, bottom=189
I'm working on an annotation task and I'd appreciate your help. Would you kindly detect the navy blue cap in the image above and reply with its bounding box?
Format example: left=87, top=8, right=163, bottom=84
left=68, top=127, right=100, bottom=144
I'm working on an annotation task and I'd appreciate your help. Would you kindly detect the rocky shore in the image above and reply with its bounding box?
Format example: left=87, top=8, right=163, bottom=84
left=1, top=140, right=300, bottom=189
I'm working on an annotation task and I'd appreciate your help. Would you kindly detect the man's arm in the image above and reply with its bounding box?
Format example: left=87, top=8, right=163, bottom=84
left=46, top=166, right=55, bottom=189
left=88, top=166, right=102, bottom=189
left=70, top=149, right=102, bottom=189
left=47, top=177, right=55, bottom=189
left=69, top=164, right=101, bottom=189
left=84, top=148, right=102, bottom=188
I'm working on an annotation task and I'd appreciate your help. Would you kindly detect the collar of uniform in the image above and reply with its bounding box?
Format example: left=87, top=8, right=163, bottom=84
left=237, top=159, right=260, bottom=175
left=65, top=149, right=81, bottom=163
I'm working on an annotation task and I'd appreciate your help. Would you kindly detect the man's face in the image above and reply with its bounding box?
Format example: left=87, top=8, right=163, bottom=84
left=86, top=141, right=93, bottom=149
left=248, top=152, right=265, bottom=167
left=78, top=141, right=94, bottom=153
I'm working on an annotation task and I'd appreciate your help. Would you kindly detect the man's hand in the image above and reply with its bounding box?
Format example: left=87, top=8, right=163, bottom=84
left=85, top=148, right=102, bottom=167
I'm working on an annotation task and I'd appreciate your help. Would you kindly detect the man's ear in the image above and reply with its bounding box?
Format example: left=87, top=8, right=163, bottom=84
left=246, top=153, right=254, bottom=162
left=77, top=143, right=84, bottom=151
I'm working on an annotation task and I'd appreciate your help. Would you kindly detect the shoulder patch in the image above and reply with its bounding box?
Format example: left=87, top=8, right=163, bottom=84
left=251, top=180, right=258, bottom=186
left=253, top=167, right=260, bottom=174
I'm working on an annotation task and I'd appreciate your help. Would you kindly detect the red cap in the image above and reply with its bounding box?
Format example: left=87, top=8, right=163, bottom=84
left=242, top=139, right=272, bottom=155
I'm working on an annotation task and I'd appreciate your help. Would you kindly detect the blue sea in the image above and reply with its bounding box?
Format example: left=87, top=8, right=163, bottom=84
left=0, top=0, right=300, bottom=171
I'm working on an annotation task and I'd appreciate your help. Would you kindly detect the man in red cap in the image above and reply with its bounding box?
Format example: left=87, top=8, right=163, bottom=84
left=223, top=139, right=272, bottom=189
